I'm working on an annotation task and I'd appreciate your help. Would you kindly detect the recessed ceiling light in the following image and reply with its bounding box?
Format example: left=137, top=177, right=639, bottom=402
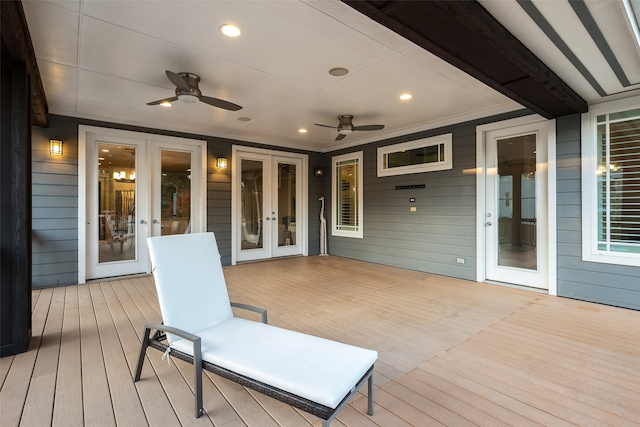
left=237, top=117, right=251, bottom=122
left=220, top=24, right=241, bottom=37
left=329, top=67, right=349, bottom=77
left=399, top=93, right=412, bottom=100
left=160, top=101, right=172, bottom=107
left=298, top=128, right=308, bottom=133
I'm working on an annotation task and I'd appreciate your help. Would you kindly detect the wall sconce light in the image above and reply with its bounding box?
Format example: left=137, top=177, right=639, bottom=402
left=314, top=166, right=324, bottom=177
left=216, top=156, right=228, bottom=169
left=49, top=138, right=63, bottom=156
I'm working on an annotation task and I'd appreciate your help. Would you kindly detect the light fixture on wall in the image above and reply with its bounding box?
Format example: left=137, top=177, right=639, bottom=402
left=216, top=156, right=228, bottom=169
left=314, top=166, right=324, bottom=177
left=49, top=138, right=63, bottom=156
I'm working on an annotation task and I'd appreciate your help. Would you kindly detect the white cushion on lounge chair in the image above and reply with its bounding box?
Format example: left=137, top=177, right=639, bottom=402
left=171, top=317, right=377, bottom=409
left=147, top=232, right=378, bottom=411
left=148, top=232, right=233, bottom=343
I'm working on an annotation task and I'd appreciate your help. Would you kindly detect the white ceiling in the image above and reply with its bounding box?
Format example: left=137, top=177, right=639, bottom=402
left=22, top=0, right=640, bottom=152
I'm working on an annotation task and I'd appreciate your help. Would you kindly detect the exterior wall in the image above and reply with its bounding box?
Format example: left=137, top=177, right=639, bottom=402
left=556, top=115, right=640, bottom=310
left=31, top=115, right=323, bottom=288
left=326, top=111, right=530, bottom=281
left=32, top=116, right=79, bottom=288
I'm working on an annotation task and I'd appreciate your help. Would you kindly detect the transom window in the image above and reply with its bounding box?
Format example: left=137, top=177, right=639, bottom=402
left=582, top=99, right=640, bottom=266
left=377, top=133, right=452, bottom=177
left=332, top=152, right=363, bottom=238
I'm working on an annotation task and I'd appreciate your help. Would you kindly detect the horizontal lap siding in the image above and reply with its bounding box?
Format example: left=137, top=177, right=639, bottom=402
left=327, top=119, right=487, bottom=281
left=32, top=118, right=79, bottom=288
left=31, top=116, right=323, bottom=287
left=556, top=115, right=640, bottom=310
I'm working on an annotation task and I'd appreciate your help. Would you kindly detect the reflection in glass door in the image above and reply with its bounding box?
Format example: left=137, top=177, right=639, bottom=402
left=241, top=159, right=264, bottom=249
left=496, top=134, right=537, bottom=270
left=276, top=161, right=297, bottom=248
left=97, top=143, right=138, bottom=264
left=160, top=150, right=192, bottom=235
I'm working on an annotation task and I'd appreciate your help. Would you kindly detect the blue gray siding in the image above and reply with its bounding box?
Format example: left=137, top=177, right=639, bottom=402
left=32, top=117, right=79, bottom=288
left=31, top=115, right=322, bottom=287
left=31, top=113, right=639, bottom=310
left=326, top=112, right=528, bottom=281
left=556, top=115, right=640, bottom=310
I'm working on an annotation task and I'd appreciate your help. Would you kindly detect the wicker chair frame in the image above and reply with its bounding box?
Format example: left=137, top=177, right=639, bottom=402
left=134, top=321, right=374, bottom=427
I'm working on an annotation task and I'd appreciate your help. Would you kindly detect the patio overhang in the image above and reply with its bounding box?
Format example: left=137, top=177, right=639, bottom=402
left=342, top=0, right=588, bottom=119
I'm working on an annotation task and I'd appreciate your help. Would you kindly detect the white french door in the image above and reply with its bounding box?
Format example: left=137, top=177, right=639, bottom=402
left=80, top=126, right=205, bottom=282
left=232, top=147, right=307, bottom=263
left=480, top=119, right=551, bottom=290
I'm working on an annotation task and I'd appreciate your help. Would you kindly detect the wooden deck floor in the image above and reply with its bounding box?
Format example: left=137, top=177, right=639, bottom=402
left=1, top=256, right=639, bottom=426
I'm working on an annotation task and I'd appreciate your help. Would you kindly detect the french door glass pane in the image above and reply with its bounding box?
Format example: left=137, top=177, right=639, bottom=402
left=161, top=150, right=192, bottom=235
left=277, top=162, right=296, bottom=246
left=241, top=159, right=263, bottom=249
left=97, top=143, right=136, bottom=263
left=496, top=134, right=537, bottom=270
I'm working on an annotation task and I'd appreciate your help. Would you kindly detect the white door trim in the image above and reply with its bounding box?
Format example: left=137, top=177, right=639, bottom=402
left=78, top=125, right=206, bottom=284
left=475, top=115, right=557, bottom=295
left=231, top=145, right=308, bottom=265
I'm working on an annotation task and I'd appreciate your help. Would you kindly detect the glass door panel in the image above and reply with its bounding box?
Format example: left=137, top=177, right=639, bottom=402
left=97, top=143, right=137, bottom=263
left=160, top=150, right=192, bottom=235
left=496, top=135, right=537, bottom=270
left=272, top=156, right=303, bottom=258
left=485, top=122, right=548, bottom=289
left=277, top=162, right=297, bottom=247
left=241, top=159, right=264, bottom=250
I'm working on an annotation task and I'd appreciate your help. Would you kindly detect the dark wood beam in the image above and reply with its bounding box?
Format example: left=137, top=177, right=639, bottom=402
left=342, top=0, right=587, bottom=119
left=1, top=57, right=33, bottom=357
left=1, top=0, right=48, bottom=127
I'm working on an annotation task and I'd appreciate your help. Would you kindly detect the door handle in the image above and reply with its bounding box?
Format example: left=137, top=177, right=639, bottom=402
left=152, top=219, right=160, bottom=224
left=485, top=221, right=492, bottom=226
left=140, top=220, right=147, bottom=224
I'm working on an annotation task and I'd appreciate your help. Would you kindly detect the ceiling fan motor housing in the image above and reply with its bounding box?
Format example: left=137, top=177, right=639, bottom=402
left=175, top=72, right=202, bottom=103
left=338, top=115, right=354, bottom=134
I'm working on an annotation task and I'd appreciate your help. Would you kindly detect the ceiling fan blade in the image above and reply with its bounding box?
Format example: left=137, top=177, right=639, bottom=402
left=146, top=96, right=179, bottom=106
left=335, top=133, right=347, bottom=141
left=314, top=123, right=337, bottom=129
left=165, top=70, right=190, bottom=92
left=353, top=124, right=385, bottom=131
left=200, top=96, right=243, bottom=111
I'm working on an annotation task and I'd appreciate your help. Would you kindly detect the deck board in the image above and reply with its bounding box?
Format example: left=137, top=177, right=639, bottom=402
left=2, top=256, right=639, bottom=426
left=52, top=286, right=83, bottom=427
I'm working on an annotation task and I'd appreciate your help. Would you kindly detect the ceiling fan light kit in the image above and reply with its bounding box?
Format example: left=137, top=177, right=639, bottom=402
left=178, top=93, right=199, bottom=103
left=314, top=114, right=385, bottom=141
left=147, top=70, right=242, bottom=111
left=148, top=72, right=384, bottom=142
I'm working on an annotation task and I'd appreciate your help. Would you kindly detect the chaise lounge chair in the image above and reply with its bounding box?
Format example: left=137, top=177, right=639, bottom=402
left=134, top=232, right=377, bottom=426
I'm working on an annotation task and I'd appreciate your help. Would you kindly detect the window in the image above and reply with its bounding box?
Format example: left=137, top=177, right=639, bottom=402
left=377, top=133, right=452, bottom=177
left=582, top=98, right=640, bottom=266
left=332, top=152, right=363, bottom=238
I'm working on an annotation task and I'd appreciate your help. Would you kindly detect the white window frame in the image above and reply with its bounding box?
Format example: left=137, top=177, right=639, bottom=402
left=332, top=151, right=363, bottom=238
left=581, top=96, right=640, bottom=267
left=377, top=133, right=453, bottom=177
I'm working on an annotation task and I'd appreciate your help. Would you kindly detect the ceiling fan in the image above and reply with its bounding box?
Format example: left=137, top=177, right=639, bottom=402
left=147, top=70, right=242, bottom=111
left=314, top=115, right=384, bottom=140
